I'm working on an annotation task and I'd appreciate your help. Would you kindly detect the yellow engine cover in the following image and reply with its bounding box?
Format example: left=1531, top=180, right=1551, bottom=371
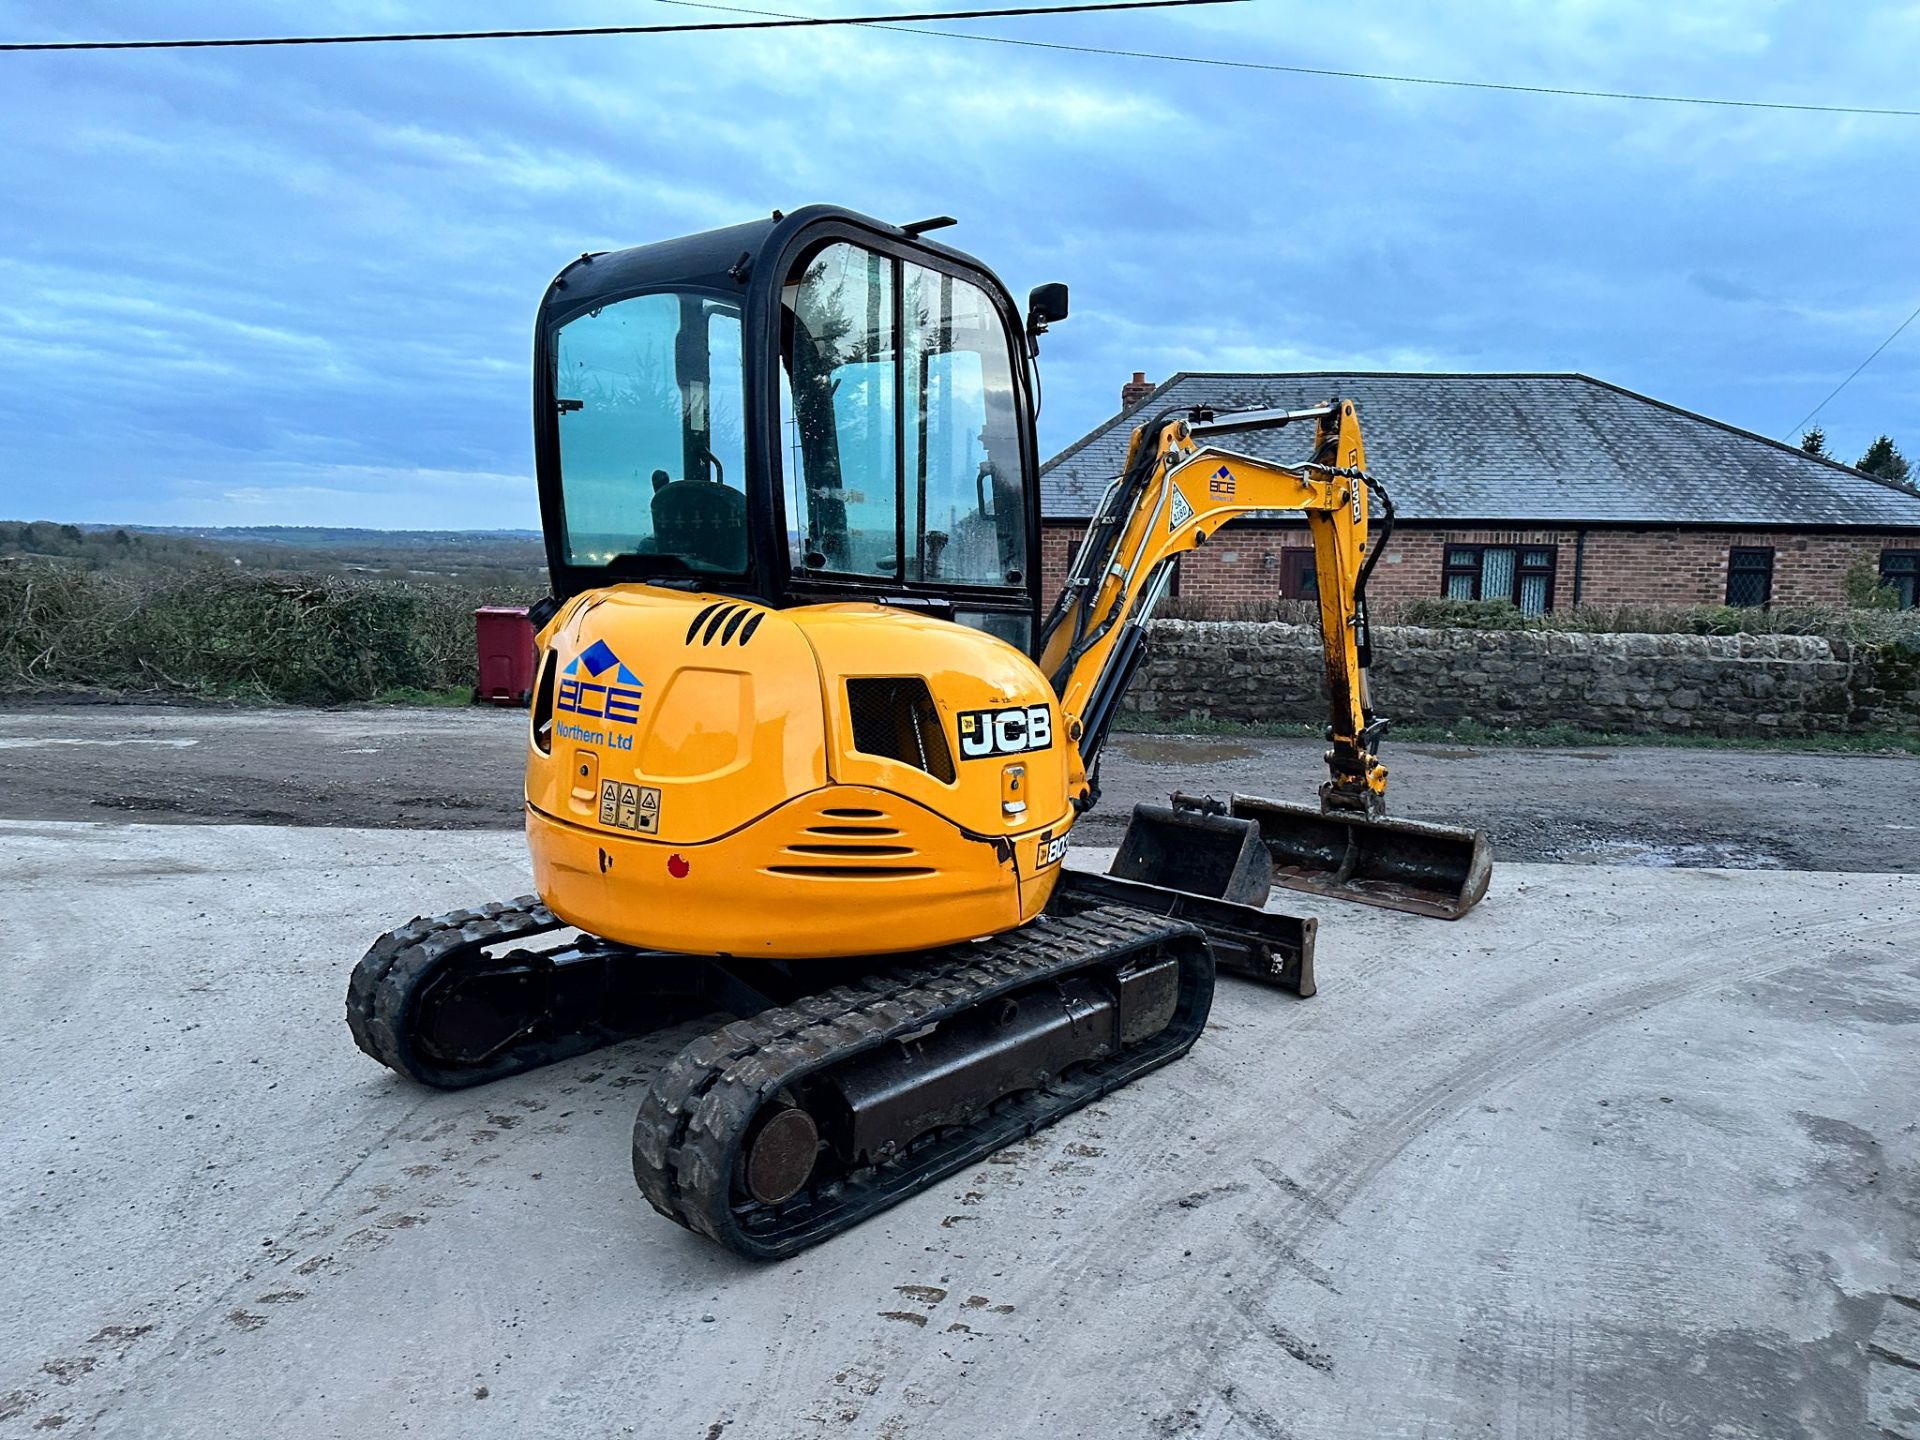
left=524, top=587, right=1077, bottom=960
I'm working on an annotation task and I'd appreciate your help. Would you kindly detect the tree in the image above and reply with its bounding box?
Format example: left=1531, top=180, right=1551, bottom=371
left=1844, top=557, right=1900, bottom=610
left=1856, top=435, right=1912, bottom=484
left=1799, top=426, right=1828, bottom=458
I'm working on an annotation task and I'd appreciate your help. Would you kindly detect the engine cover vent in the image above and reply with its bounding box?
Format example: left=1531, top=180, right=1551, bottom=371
left=846, top=678, right=956, bottom=783
left=684, top=601, right=765, bottom=647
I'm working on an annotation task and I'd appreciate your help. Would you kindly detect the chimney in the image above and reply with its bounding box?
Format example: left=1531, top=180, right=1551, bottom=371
left=1121, top=371, right=1154, bottom=410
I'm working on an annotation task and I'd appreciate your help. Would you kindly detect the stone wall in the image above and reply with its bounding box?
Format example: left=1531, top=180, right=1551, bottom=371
left=1120, top=620, right=1920, bottom=736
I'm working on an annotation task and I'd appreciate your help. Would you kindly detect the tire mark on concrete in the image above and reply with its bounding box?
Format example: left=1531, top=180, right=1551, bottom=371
left=1147, top=905, right=1918, bottom=1430
left=1249, top=1160, right=1341, bottom=1228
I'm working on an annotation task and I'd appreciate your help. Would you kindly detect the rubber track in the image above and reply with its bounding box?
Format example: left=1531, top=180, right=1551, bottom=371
left=345, top=895, right=593, bottom=1089
left=631, top=904, right=1213, bottom=1260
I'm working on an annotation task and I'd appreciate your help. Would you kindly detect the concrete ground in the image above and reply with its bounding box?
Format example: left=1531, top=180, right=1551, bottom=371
left=2, top=704, right=1916, bottom=871
left=4, top=821, right=1918, bottom=1439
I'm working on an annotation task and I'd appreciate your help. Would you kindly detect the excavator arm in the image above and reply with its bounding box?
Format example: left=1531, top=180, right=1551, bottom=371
left=1038, top=397, right=1490, bottom=919
left=1040, top=398, right=1392, bottom=819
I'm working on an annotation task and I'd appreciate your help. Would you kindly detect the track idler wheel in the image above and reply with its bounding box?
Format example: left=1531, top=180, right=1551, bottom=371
left=743, top=1105, right=821, bottom=1206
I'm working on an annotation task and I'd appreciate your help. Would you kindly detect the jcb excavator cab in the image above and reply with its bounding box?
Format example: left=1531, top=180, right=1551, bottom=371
left=523, top=207, right=1091, bottom=962
left=533, top=206, right=1048, bottom=652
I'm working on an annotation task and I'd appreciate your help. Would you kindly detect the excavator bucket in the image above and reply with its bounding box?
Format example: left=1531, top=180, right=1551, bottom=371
left=1108, top=803, right=1273, bottom=907
left=1225, top=793, right=1492, bottom=920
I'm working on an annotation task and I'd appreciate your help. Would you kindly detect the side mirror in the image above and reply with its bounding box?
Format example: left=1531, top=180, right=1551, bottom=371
left=1026, top=283, right=1069, bottom=348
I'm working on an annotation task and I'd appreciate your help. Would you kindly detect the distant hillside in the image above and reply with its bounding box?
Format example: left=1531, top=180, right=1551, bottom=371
left=3, top=520, right=547, bottom=586
left=1, top=522, right=229, bottom=570
left=83, top=524, right=543, bottom=549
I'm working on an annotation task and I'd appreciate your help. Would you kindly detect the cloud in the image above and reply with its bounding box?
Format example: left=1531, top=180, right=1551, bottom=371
left=0, top=0, right=1915, bottom=527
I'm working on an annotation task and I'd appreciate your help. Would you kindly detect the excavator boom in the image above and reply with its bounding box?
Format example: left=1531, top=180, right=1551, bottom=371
left=1042, top=399, right=1491, bottom=918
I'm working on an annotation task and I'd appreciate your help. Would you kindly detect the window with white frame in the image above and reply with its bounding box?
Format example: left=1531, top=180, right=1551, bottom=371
left=1442, top=544, right=1556, bottom=614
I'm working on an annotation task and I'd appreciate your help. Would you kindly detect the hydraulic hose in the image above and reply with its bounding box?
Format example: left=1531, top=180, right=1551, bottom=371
left=1352, top=474, right=1394, bottom=671
left=1354, top=473, right=1394, bottom=604
left=1041, top=410, right=1183, bottom=695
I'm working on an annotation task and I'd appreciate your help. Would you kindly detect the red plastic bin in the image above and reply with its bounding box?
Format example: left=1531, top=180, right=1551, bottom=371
left=474, top=606, right=537, bottom=706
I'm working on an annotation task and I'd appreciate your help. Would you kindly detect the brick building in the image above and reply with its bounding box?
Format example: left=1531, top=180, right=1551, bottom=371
left=1040, top=372, right=1920, bottom=613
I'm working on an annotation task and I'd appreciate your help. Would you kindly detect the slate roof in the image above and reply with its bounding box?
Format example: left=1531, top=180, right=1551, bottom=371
left=1040, top=372, right=1920, bottom=528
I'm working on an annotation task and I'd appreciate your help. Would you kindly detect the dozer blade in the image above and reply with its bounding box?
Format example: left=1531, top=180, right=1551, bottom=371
left=1222, top=793, right=1493, bottom=920
left=1053, top=867, right=1316, bottom=997
left=1107, top=802, right=1274, bottom=907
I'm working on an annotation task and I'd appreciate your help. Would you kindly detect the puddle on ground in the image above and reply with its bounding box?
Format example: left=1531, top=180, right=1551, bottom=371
left=1407, top=747, right=1479, bottom=760
left=1563, top=838, right=1786, bottom=869
left=1113, top=737, right=1261, bottom=765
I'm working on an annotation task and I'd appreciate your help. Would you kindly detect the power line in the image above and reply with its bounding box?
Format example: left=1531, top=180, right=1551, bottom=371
left=658, top=0, right=1920, bottom=118
left=0, top=0, right=1240, bottom=53
left=1786, top=299, right=1920, bottom=441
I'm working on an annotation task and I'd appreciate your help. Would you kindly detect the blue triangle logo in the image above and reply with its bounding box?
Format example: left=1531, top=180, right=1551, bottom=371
left=575, top=639, right=621, bottom=677
left=564, top=639, right=641, bottom=689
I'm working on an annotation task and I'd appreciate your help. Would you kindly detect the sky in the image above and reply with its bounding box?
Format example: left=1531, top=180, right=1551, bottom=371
left=1, top=0, right=1917, bottom=530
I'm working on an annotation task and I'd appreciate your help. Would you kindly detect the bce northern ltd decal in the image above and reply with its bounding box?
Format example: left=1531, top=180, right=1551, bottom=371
left=557, top=639, right=644, bottom=728
left=957, top=705, right=1053, bottom=760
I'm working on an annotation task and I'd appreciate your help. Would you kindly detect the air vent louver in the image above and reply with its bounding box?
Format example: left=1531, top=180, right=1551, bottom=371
left=684, top=602, right=766, bottom=647
left=845, top=678, right=957, bottom=783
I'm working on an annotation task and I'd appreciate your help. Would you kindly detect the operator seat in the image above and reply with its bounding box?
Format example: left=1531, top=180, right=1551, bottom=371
left=652, top=477, right=748, bottom=571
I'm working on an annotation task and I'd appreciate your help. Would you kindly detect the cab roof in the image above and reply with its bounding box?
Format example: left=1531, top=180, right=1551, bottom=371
left=539, top=205, right=994, bottom=319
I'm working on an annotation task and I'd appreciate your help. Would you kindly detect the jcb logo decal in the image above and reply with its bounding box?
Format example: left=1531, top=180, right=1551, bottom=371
left=957, top=705, right=1053, bottom=760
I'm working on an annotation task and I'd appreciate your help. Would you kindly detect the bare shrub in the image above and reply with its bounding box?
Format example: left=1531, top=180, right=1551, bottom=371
left=0, top=561, right=534, bottom=701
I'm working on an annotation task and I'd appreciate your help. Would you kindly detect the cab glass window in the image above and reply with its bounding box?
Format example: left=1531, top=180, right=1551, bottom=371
left=552, top=291, right=748, bottom=574
left=903, top=262, right=1027, bottom=586
left=782, top=242, right=1025, bottom=588
left=783, top=244, right=899, bottom=576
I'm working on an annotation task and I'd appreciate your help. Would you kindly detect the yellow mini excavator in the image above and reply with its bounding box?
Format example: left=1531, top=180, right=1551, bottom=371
left=347, top=206, right=1491, bottom=1259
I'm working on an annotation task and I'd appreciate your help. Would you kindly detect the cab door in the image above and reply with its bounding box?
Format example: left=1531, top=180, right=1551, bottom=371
left=771, top=229, right=1043, bottom=653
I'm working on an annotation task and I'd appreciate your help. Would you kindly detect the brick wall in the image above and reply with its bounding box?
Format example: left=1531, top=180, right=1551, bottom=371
left=1041, top=525, right=1078, bottom=603
left=1040, top=520, right=1920, bottom=613
left=1122, top=621, right=1920, bottom=737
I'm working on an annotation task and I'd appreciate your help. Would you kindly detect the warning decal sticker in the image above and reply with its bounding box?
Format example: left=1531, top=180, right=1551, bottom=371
left=599, top=779, right=661, bottom=834
left=1168, top=483, right=1195, bottom=533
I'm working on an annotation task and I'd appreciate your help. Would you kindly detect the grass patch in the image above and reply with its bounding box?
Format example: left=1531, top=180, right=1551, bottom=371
left=372, top=685, right=474, bottom=707
left=1113, top=712, right=1920, bottom=755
